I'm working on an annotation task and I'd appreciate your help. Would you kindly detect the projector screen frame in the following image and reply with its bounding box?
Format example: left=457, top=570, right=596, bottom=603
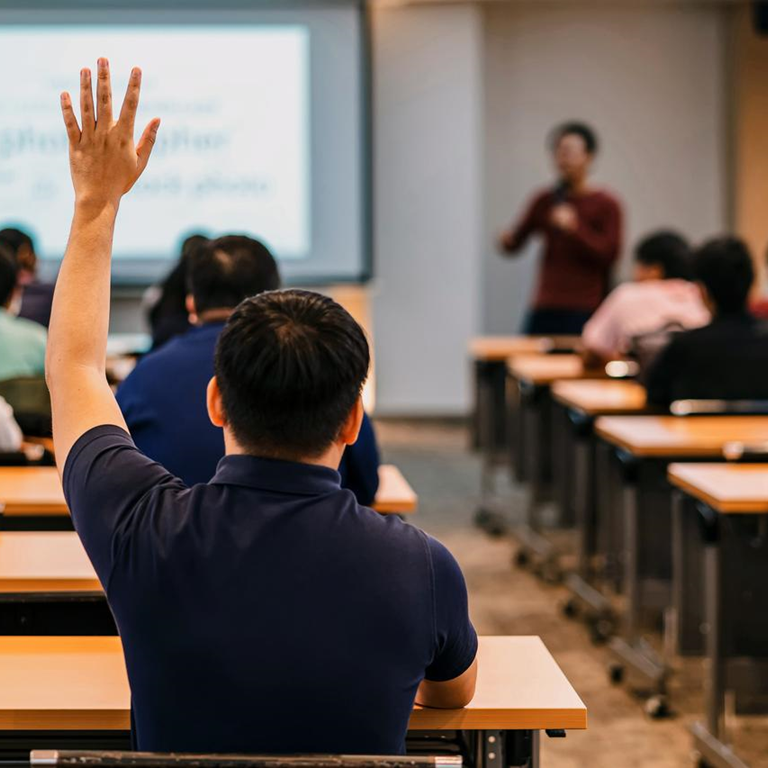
left=0, top=0, right=374, bottom=289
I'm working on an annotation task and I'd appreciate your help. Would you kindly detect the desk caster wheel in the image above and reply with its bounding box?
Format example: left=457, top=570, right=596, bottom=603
left=588, top=616, right=613, bottom=645
left=561, top=598, right=578, bottom=619
left=607, top=662, right=624, bottom=685
left=644, top=695, right=670, bottom=719
left=538, top=559, right=561, bottom=584
left=474, top=509, right=506, bottom=538
left=514, top=549, right=530, bottom=569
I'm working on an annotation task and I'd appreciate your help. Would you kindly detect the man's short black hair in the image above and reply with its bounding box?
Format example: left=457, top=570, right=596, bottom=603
left=693, top=236, right=754, bottom=314
left=635, top=231, right=692, bottom=280
left=550, top=121, right=599, bottom=155
left=0, top=227, right=35, bottom=258
left=0, top=245, right=19, bottom=307
left=186, top=235, right=280, bottom=315
left=215, top=289, right=370, bottom=460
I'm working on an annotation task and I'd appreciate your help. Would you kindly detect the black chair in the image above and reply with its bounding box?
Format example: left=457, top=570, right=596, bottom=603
left=30, top=752, right=462, bottom=768
left=0, top=376, right=52, bottom=437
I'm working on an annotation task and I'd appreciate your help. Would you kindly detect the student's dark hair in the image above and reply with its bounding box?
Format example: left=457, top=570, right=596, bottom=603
left=215, top=289, right=370, bottom=460
left=187, top=235, right=280, bottom=314
left=634, top=231, right=692, bottom=280
left=148, top=233, right=210, bottom=331
left=0, top=245, right=19, bottom=307
left=0, top=227, right=36, bottom=258
left=693, top=236, right=754, bottom=314
left=550, top=121, right=599, bottom=155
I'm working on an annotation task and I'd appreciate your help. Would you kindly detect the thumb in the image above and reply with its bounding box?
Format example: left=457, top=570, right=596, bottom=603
left=136, top=118, right=161, bottom=174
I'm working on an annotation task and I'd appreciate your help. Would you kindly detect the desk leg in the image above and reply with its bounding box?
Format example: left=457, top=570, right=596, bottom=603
left=705, top=541, right=724, bottom=742
left=608, top=480, right=668, bottom=706
left=530, top=730, right=540, bottom=768
left=689, top=534, right=751, bottom=768
left=670, top=490, right=684, bottom=659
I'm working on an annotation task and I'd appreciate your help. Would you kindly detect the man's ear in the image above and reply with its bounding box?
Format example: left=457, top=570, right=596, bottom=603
left=186, top=294, right=198, bottom=324
left=339, top=397, right=365, bottom=447
left=206, top=376, right=226, bottom=428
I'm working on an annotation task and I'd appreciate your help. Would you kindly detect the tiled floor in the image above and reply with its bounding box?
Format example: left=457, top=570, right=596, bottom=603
left=375, top=418, right=768, bottom=767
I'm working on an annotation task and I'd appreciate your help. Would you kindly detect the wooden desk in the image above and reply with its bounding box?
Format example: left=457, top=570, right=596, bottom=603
left=0, top=467, right=67, bottom=516
left=0, top=532, right=100, bottom=594
left=0, top=635, right=586, bottom=732
left=374, top=465, right=418, bottom=514
left=507, top=354, right=605, bottom=387
left=595, top=415, right=768, bottom=458
left=552, top=379, right=647, bottom=416
left=595, top=416, right=768, bottom=710
left=0, top=465, right=415, bottom=521
left=666, top=463, right=768, bottom=767
left=668, top=463, right=768, bottom=514
left=469, top=335, right=580, bottom=363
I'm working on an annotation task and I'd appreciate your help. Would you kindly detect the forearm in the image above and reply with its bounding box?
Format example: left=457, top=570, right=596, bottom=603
left=46, top=202, right=118, bottom=381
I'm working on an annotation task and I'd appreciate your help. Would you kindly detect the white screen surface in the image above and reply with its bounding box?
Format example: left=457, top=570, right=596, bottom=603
left=0, top=4, right=368, bottom=284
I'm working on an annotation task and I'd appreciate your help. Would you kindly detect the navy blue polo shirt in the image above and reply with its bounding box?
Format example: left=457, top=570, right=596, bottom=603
left=63, top=425, right=477, bottom=755
left=116, top=323, right=381, bottom=505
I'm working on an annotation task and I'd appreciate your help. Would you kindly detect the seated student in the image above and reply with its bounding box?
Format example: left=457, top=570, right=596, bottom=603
left=0, top=396, right=23, bottom=453
left=50, top=61, right=476, bottom=754
left=0, top=245, right=47, bottom=381
left=146, top=233, right=208, bottom=350
left=646, top=236, right=768, bottom=406
left=581, top=231, right=709, bottom=362
left=117, top=239, right=381, bottom=503
left=0, top=227, right=56, bottom=328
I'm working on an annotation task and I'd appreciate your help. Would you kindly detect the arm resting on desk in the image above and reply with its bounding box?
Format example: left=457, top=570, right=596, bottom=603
left=416, top=657, right=478, bottom=709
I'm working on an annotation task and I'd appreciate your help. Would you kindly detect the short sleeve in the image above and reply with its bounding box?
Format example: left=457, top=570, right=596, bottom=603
left=63, top=424, right=186, bottom=585
left=424, top=536, right=478, bottom=682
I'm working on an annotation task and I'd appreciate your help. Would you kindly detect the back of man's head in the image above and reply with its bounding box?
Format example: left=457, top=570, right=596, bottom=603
left=634, top=231, right=691, bottom=281
left=215, top=289, right=370, bottom=461
left=693, top=236, right=754, bottom=315
left=0, top=245, right=19, bottom=308
left=187, top=235, right=280, bottom=315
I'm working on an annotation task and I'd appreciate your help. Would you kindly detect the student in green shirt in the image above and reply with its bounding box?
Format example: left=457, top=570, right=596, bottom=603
left=0, top=246, right=47, bottom=381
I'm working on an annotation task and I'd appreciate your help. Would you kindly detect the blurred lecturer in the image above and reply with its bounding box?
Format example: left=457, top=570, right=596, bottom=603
left=498, top=122, right=623, bottom=335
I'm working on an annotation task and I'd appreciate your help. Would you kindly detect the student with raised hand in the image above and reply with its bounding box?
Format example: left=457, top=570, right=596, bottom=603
left=0, top=244, right=47, bottom=382
left=48, top=60, right=476, bottom=754
left=116, top=234, right=381, bottom=503
left=581, top=231, right=709, bottom=363
left=646, top=236, right=768, bottom=406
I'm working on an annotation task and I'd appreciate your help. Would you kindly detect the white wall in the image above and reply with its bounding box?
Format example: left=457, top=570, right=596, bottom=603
left=482, top=1, right=729, bottom=334
left=371, top=4, right=483, bottom=415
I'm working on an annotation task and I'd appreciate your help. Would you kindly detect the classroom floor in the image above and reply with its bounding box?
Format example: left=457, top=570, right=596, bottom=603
left=375, top=419, right=768, bottom=768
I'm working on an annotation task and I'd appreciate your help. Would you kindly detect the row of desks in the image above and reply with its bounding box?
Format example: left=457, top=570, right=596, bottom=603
left=471, top=335, right=768, bottom=768
left=0, top=448, right=588, bottom=766
left=0, top=464, right=418, bottom=519
left=0, top=636, right=586, bottom=733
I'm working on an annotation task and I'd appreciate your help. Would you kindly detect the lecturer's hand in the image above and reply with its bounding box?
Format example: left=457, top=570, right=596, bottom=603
left=60, top=58, right=160, bottom=210
left=550, top=203, right=578, bottom=232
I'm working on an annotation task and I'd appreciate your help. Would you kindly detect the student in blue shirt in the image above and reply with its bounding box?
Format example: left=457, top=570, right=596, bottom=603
left=47, top=61, right=477, bottom=755
left=116, top=235, right=381, bottom=504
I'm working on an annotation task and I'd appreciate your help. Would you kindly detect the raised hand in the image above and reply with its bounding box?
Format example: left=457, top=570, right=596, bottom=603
left=60, top=58, right=160, bottom=210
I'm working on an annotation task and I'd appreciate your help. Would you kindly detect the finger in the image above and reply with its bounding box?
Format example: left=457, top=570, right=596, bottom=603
left=136, top=118, right=161, bottom=175
left=119, top=67, right=142, bottom=137
left=79, top=68, right=95, bottom=137
left=96, top=57, right=113, bottom=129
left=60, top=92, right=81, bottom=144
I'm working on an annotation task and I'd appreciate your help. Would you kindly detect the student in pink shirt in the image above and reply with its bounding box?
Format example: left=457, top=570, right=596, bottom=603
left=581, top=231, right=710, bottom=363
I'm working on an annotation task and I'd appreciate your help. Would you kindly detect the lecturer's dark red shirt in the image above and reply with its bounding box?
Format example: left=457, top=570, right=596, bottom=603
left=506, top=188, right=623, bottom=313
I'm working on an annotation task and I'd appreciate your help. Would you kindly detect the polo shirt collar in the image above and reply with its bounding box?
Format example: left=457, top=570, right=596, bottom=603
left=210, top=454, right=342, bottom=496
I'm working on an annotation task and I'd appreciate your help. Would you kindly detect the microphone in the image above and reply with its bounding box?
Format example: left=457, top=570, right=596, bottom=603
left=552, top=180, right=570, bottom=205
